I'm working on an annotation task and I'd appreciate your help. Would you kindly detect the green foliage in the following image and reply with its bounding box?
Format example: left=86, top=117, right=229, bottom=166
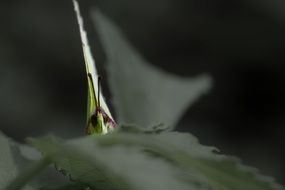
left=0, top=132, right=35, bottom=190
left=29, top=135, right=192, bottom=190
left=93, top=10, right=212, bottom=127
left=2, top=127, right=284, bottom=190
left=1, top=1, right=284, bottom=190
left=0, top=132, right=69, bottom=190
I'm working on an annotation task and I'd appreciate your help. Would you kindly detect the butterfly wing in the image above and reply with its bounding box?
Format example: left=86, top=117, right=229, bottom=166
left=73, top=0, right=114, bottom=122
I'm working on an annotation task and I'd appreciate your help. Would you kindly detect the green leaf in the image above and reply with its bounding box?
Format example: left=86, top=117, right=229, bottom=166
left=29, top=127, right=283, bottom=190
left=29, top=136, right=199, bottom=190
left=0, top=132, right=69, bottom=190
left=92, top=10, right=212, bottom=127
left=0, top=131, right=36, bottom=190
left=95, top=129, right=283, bottom=190
left=5, top=158, right=51, bottom=190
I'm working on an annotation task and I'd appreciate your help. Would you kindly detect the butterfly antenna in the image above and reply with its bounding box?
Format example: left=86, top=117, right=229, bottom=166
left=87, top=73, right=97, bottom=106
left=97, top=76, right=102, bottom=107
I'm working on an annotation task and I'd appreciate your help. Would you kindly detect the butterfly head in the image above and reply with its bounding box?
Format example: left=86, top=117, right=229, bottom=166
left=86, top=74, right=117, bottom=135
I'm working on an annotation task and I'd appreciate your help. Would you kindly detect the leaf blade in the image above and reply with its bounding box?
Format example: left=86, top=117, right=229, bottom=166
left=94, top=130, right=284, bottom=190
left=0, top=132, right=37, bottom=190
left=29, top=136, right=196, bottom=190
left=92, top=10, right=212, bottom=127
left=29, top=128, right=284, bottom=190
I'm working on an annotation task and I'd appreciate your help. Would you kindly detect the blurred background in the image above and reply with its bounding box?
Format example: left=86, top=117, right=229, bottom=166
left=0, top=0, right=284, bottom=185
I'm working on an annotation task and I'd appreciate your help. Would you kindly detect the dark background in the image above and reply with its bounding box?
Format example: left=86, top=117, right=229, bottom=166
left=0, top=0, right=284, bottom=185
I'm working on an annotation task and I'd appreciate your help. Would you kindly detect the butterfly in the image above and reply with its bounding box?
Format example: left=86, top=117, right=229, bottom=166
left=73, top=0, right=117, bottom=135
